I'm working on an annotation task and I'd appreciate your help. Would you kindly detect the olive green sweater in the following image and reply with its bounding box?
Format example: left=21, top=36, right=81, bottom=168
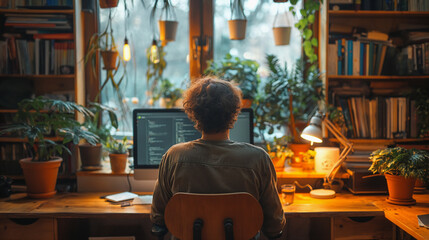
left=151, top=139, right=285, bottom=238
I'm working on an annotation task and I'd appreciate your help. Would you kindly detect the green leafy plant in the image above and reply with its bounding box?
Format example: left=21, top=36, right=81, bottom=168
left=254, top=54, right=323, bottom=143
left=289, top=0, right=322, bottom=63
left=205, top=53, right=260, bottom=100
left=104, top=136, right=130, bottom=154
left=85, top=10, right=125, bottom=101
left=369, top=147, right=429, bottom=183
left=0, top=97, right=99, bottom=162
left=153, top=79, right=183, bottom=108
left=83, top=102, right=119, bottom=144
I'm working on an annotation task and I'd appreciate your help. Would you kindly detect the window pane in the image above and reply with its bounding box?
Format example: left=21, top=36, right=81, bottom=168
left=99, top=0, right=189, bottom=134
left=214, top=0, right=302, bottom=76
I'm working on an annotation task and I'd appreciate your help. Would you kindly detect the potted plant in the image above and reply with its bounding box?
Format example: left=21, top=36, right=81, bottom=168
left=99, top=0, right=119, bottom=9
left=151, top=0, right=179, bottom=43
left=153, top=79, right=183, bottom=108
left=85, top=9, right=126, bottom=103
left=228, top=0, right=247, bottom=40
left=254, top=55, right=323, bottom=167
left=205, top=53, right=260, bottom=108
left=0, top=97, right=98, bottom=198
left=104, top=136, right=130, bottom=173
left=369, top=147, right=429, bottom=205
left=79, top=102, right=118, bottom=170
left=265, top=136, right=294, bottom=171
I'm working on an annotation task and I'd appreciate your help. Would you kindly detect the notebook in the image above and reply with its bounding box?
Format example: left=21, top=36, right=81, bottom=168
left=105, top=192, right=138, bottom=202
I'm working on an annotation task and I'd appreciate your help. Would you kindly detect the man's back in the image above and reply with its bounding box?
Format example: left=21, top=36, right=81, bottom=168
left=151, top=139, right=285, bottom=237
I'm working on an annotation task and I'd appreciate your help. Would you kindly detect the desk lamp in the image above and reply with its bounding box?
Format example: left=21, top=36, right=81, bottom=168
left=301, top=112, right=353, bottom=199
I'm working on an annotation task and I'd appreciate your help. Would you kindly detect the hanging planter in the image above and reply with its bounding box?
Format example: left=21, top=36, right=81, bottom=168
left=153, top=0, right=179, bottom=43
left=100, top=49, right=119, bottom=70
left=272, top=2, right=293, bottom=46
left=228, top=0, right=247, bottom=40
left=99, top=0, right=119, bottom=9
left=159, top=20, right=178, bottom=42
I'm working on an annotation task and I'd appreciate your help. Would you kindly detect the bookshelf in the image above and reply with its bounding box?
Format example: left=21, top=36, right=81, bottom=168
left=0, top=0, right=85, bottom=177
left=321, top=1, right=429, bottom=145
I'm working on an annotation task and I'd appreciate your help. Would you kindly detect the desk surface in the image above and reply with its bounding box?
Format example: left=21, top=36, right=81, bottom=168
left=1, top=193, right=428, bottom=239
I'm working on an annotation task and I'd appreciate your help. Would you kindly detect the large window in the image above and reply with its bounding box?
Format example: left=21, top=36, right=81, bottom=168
left=99, top=0, right=301, bottom=134
left=214, top=0, right=302, bottom=77
left=99, top=0, right=189, bottom=134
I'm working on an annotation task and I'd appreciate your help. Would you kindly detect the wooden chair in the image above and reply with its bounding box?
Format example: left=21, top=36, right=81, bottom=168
left=163, top=192, right=264, bottom=240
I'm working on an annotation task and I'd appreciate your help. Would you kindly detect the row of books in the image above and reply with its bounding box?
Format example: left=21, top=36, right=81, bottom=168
left=328, top=39, right=429, bottom=76
left=0, top=37, right=75, bottom=75
left=337, top=96, right=419, bottom=140
left=329, top=0, right=428, bottom=11
left=3, top=13, right=72, bottom=31
left=2, top=0, right=73, bottom=9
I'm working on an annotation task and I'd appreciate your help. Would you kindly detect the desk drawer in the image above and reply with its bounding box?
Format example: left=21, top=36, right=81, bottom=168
left=332, top=216, right=393, bottom=240
left=0, top=218, right=55, bottom=240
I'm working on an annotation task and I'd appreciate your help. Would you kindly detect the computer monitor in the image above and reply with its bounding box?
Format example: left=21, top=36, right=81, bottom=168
left=133, top=108, right=254, bottom=180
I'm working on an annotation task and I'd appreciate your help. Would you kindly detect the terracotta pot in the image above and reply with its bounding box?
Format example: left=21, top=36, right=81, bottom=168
left=79, top=143, right=102, bottom=170
left=100, top=50, right=119, bottom=70
left=288, top=143, right=310, bottom=168
left=228, top=19, right=247, bottom=40
left=272, top=27, right=291, bottom=46
left=19, top=157, right=62, bottom=198
left=385, top=174, right=416, bottom=205
left=99, top=0, right=119, bottom=8
left=241, top=99, right=252, bottom=108
left=109, top=153, right=128, bottom=173
left=158, top=20, right=178, bottom=42
left=414, top=178, right=427, bottom=194
left=271, top=156, right=286, bottom=171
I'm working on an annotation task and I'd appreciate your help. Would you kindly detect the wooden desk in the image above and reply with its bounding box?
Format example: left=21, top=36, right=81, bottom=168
left=0, top=193, right=428, bottom=240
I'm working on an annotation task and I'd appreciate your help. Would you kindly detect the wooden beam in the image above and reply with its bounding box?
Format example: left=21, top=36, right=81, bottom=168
left=189, top=0, right=213, bottom=81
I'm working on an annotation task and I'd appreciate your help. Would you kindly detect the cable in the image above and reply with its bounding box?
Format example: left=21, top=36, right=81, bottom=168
left=293, top=181, right=313, bottom=191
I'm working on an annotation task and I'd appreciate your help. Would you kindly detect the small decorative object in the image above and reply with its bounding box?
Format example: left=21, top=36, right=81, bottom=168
left=301, top=149, right=316, bottom=171
left=272, top=1, right=293, bottom=46
left=0, top=97, right=98, bottom=198
left=105, top=136, right=130, bottom=173
left=369, top=147, right=429, bottom=205
left=314, top=147, right=340, bottom=173
left=301, top=111, right=353, bottom=199
left=228, top=0, right=247, bottom=40
left=266, top=137, right=293, bottom=171
left=99, top=0, right=119, bottom=9
left=158, top=0, right=178, bottom=43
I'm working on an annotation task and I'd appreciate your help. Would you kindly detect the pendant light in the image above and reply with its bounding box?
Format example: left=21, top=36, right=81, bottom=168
left=228, top=0, right=247, bottom=40
left=150, top=39, right=160, bottom=64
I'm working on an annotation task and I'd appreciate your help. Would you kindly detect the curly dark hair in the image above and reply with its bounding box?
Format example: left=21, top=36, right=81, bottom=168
left=183, top=76, right=242, bottom=133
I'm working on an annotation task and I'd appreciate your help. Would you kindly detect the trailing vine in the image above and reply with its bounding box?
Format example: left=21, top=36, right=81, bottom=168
left=289, top=0, right=322, bottom=64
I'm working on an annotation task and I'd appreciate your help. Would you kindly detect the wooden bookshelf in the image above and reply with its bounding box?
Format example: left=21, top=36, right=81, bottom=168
left=0, top=137, right=64, bottom=143
left=0, top=9, right=74, bottom=14
left=0, top=74, right=75, bottom=79
left=321, top=1, right=429, bottom=143
left=0, top=0, right=85, bottom=177
left=329, top=10, right=429, bottom=32
left=328, top=75, right=429, bottom=80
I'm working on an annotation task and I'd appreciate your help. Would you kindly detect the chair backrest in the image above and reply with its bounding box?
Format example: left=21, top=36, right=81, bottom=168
left=164, top=192, right=263, bottom=240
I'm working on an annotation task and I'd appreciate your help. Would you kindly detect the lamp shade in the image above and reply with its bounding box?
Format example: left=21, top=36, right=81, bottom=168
left=301, top=113, right=323, bottom=143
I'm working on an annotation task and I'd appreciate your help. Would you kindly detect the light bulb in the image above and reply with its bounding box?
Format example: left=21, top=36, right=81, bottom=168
left=150, top=39, right=160, bottom=64
left=123, top=38, right=131, bottom=62
left=131, top=97, right=139, bottom=104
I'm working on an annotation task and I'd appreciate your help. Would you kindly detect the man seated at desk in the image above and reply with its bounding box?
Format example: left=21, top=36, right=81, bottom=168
left=150, top=77, right=286, bottom=239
